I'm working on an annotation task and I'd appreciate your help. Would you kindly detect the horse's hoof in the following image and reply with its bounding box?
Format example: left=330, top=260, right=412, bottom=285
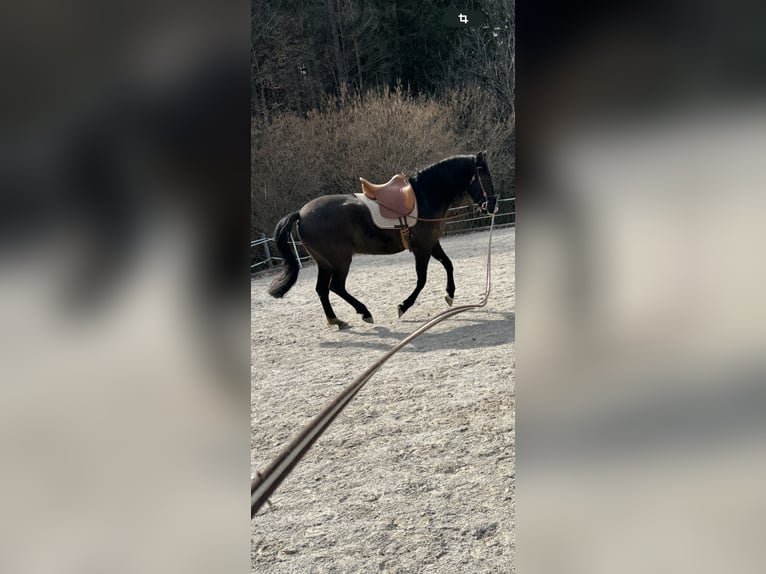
left=362, top=315, right=374, bottom=324
left=397, top=305, right=406, bottom=318
left=445, top=295, right=454, bottom=307
left=328, top=318, right=350, bottom=330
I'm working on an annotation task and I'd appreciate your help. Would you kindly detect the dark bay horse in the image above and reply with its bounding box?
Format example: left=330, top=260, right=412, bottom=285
left=267, top=152, right=497, bottom=328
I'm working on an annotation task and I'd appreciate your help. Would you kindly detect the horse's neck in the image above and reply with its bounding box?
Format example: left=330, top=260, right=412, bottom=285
left=417, top=164, right=471, bottom=214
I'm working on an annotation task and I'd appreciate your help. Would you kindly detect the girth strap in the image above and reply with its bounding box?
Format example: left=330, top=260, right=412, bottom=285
left=398, top=217, right=411, bottom=250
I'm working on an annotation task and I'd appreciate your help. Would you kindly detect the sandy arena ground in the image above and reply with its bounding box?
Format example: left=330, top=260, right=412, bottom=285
left=251, top=227, right=515, bottom=573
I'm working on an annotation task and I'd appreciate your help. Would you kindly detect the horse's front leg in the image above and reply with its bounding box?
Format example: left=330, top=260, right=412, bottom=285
left=398, top=252, right=431, bottom=317
left=431, top=241, right=455, bottom=306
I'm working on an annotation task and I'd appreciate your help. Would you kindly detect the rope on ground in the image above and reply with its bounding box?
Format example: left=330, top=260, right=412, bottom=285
left=251, top=211, right=498, bottom=518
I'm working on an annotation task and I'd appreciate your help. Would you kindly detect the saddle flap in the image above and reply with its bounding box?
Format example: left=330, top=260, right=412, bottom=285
left=355, top=193, right=419, bottom=229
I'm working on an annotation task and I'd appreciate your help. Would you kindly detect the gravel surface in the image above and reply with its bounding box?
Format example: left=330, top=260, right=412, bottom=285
left=252, top=227, right=515, bottom=573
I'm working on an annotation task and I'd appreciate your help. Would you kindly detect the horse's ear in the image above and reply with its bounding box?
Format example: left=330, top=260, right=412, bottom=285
left=476, top=150, right=487, bottom=163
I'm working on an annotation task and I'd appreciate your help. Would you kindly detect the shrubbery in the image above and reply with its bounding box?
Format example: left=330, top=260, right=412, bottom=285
left=252, top=84, right=514, bottom=235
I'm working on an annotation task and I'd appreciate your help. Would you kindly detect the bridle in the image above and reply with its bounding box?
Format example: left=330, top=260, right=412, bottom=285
left=469, top=164, right=499, bottom=214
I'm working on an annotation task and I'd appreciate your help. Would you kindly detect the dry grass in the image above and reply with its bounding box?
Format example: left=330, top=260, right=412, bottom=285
left=252, top=85, right=514, bottom=235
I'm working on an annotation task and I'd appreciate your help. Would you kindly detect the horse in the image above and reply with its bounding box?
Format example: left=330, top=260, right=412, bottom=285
left=267, top=151, right=497, bottom=329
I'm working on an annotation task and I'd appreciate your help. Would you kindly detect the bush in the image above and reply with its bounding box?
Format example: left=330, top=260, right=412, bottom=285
left=252, top=84, right=514, bottom=236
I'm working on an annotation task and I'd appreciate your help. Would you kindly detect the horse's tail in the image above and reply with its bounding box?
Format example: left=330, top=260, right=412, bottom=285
left=268, top=211, right=302, bottom=298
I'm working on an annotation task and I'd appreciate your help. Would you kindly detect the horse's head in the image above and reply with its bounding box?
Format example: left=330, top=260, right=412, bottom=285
left=467, top=150, right=497, bottom=214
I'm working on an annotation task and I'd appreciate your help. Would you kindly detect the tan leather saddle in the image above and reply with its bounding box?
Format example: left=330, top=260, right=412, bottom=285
left=359, top=173, right=415, bottom=218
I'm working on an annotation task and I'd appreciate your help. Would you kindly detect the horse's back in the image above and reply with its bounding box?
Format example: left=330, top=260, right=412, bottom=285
left=298, top=194, right=403, bottom=256
left=300, top=194, right=357, bottom=217
left=299, top=194, right=361, bottom=234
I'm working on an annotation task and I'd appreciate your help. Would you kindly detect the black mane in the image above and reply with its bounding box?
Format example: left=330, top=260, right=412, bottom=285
left=410, top=155, right=475, bottom=206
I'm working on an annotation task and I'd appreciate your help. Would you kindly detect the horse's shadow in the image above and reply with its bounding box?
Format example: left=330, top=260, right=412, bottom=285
left=319, top=311, right=514, bottom=353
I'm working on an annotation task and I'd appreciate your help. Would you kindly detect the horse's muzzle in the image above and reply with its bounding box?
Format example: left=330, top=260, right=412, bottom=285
left=481, top=199, right=498, bottom=214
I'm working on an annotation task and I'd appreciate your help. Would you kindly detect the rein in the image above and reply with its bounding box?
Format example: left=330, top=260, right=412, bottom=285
left=373, top=170, right=498, bottom=223
left=251, top=207, right=499, bottom=518
left=409, top=207, right=474, bottom=223
left=371, top=198, right=472, bottom=223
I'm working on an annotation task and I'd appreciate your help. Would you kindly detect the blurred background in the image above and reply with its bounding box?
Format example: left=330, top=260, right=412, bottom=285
left=0, top=1, right=250, bottom=572
left=3, top=0, right=766, bottom=571
left=516, top=0, right=766, bottom=572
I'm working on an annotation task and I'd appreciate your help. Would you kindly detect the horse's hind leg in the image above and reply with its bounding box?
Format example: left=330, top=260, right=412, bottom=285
left=431, top=241, right=455, bottom=306
left=329, top=261, right=374, bottom=324
left=316, top=265, right=349, bottom=329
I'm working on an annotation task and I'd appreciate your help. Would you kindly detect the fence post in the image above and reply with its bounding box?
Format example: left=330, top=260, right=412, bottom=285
left=290, top=233, right=303, bottom=269
left=261, top=233, right=273, bottom=268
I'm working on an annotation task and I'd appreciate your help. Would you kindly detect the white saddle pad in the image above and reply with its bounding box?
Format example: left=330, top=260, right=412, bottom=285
left=355, top=193, right=418, bottom=230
